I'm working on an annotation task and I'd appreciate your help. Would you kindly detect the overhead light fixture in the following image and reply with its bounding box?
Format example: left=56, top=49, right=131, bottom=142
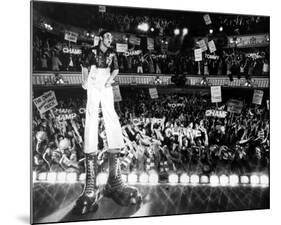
left=174, top=28, right=180, bottom=35
left=138, top=22, right=149, bottom=32
left=44, top=23, right=53, bottom=31
left=182, top=28, right=188, bottom=36
left=219, top=26, right=223, bottom=32
left=209, top=29, right=214, bottom=34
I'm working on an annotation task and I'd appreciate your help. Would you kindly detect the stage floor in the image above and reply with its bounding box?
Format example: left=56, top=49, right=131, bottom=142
left=32, top=183, right=269, bottom=224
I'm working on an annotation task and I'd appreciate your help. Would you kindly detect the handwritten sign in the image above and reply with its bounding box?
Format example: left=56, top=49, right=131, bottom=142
left=227, top=99, right=243, bottom=114
left=129, top=35, right=141, bottom=45
left=211, top=86, right=222, bottom=103
left=64, top=31, right=78, bottom=43
left=203, top=14, right=212, bottom=25
left=149, top=88, right=158, bottom=99
left=116, top=43, right=128, bottom=53
left=147, top=38, right=154, bottom=50
left=208, top=40, right=216, bottom=53
left=194, top=49, right=202, bottom=61
left=99, top=5, right=106, bottom=13
left=252, top=90, right=264, bottom=105
left=198, top=39, right=208, bottom=52
left=33, top=91, right=58, bottom=114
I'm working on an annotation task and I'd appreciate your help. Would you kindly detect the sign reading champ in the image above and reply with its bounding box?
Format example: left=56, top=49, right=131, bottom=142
left=205, top=110, right=227, bottom=118
left=62, top=47, right=82, bottom=55
left=54, top=108, right=77, bottom=121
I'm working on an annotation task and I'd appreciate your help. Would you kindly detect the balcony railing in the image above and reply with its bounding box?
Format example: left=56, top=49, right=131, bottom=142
left=32, top=72, right=269, bottom=88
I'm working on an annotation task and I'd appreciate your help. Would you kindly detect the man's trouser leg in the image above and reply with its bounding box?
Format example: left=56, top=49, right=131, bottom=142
left=101, top=86, right=142, bottom=206
left=74, top=85, right=101, bottom=214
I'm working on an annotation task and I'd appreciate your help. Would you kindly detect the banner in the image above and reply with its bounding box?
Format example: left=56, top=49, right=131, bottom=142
left=98, top=5, right=106, bottom=13
left=211, top=86, right=222, bottom=103
left=208, top=40, right=216, bottom=53
left=205, top=110, right=227, bottom=118
left=252, top=90, right=264, bottom=105
left=203, top=14, right=212, bottom=25
left=33, top=91, right=58, bottom=114
left=147, top=38, right=154, bottom=50
left=149, top=88, right=158, bottom=99
left=62, top=47, right=82, bottom=55
left=64, top=31, right=78, bottom=43
left=228, top=34, right=269, bottom=48
left=194, top=49, right=202, bottom=61
left=116, top=43, right=128, bottom=53
left=227, top=99, right=243, bottom=114
left=198, top=39, right=208, bottom=52
left=129, top=35, right=141, bottom=45
left=245, top=53, right=265, bottom=59
left=113, top=85, right=122, bottom=102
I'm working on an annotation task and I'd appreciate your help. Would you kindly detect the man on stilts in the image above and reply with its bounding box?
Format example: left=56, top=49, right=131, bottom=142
left=74, top=30, right=142, bottom=214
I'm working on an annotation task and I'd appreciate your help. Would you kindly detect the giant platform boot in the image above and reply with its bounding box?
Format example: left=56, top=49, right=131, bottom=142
left=73, top=153, right=101, bottom=215
left=103, top=152, right=142, bottom=206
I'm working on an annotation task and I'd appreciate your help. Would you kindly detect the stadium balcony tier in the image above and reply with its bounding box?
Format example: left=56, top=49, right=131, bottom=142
left=32, top=72, right=269, bottom=89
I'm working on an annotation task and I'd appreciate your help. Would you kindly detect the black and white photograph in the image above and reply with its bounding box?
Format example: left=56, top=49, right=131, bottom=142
left=31, top=1, right=270, bottom=224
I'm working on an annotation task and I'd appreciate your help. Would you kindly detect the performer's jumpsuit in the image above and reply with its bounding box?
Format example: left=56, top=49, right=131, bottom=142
left=83, top=47, right=124, bottom=154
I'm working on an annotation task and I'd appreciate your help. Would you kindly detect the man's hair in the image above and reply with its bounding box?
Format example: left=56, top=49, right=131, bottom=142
left=99, top=29, right=111, bottom=38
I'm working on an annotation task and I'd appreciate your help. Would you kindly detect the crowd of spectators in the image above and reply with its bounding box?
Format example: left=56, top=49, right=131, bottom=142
left=33, top=90, right=269, bottom=177
left=117, top=48, right=269, bottom=79
left=33, top=32, right=269, bottom=80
